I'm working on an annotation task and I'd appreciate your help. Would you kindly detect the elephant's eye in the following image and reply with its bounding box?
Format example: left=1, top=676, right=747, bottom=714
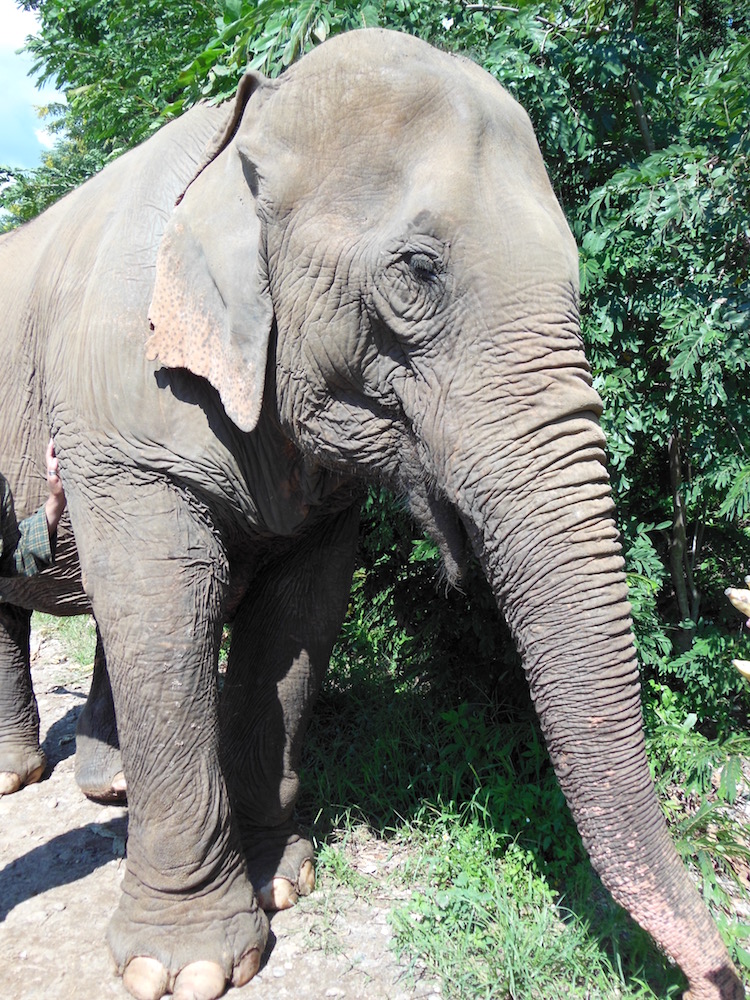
left=371, top=238, right=450, bottom=339
left=406, top=251, right=439, bottom=282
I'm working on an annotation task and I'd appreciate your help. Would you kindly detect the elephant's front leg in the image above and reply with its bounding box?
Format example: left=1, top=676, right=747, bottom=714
left=0, top=602, right=46, bottom=794
left=74, top=625, right=126, bottom=802
left=220, top=503, right=360, bottom=911
left=74, top=479, right=268, bottom=1000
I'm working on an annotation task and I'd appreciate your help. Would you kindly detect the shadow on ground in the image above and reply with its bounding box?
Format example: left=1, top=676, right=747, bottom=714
left=0, top=815, right=127, bottom=921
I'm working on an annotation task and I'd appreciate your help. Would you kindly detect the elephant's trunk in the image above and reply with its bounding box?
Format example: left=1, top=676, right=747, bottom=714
left=443, top=406, right=741, bottom=998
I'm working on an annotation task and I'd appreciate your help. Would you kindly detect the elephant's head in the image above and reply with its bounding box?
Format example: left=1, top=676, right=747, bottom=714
left=147, top=29, right=742, bottom=1000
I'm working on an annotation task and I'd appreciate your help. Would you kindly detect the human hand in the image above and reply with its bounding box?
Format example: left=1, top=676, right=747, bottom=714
left=44, top=438, right=67, bottom=534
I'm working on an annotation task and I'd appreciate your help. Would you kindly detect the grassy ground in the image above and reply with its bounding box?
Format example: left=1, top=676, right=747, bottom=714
left=303, top=658, right=684, bottom=999
left=32, top=610, right=750, bottom=1000
left=34, top=612, right=98, bottom=670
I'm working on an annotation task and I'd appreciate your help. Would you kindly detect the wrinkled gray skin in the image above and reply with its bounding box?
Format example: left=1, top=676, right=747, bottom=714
left=0, top=28, right=742, bottom=1000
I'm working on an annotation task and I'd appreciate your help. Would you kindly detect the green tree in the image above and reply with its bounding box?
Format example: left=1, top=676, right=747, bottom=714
left=577, top=28, right=750, bottom=699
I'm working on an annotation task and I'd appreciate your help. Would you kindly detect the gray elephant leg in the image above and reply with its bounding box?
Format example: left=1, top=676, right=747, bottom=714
left=75, top=625, right=126, bottom=802
left=220, top=503, right=360, bottom=911
left=71, top=476, right=268, bottom=1000
left=0, top=602, right=46, bottom=794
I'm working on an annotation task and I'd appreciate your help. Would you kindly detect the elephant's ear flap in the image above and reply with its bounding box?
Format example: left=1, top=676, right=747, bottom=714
left=147, top=72, right=272, bottom=434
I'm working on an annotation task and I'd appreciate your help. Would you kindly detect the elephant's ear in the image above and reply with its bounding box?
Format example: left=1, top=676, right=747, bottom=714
left=146, top=71, right=272, bottom=434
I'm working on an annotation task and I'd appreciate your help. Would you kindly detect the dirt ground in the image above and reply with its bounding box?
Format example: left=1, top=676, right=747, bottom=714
left=0, top=629, right=441, bottom=1000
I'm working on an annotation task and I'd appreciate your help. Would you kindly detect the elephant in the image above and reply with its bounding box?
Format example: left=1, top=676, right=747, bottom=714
left=0, top=27, right=743, bottom=1000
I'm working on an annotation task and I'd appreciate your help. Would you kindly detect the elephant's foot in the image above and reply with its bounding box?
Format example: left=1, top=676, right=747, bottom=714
left=76, top=754, right=127, bottom=803
left=243, top=826, right=316, bottom=911
left=0, top=745, right=46, bottom=795
left=75, top=731, right=127, bottom=802
left=123, top=954, right=261, bottom=1000
left=79, top=769, right=127, bottom=803
left=108, top=872, right=268, bottom=1000
left=75, top=642, right=126, bottom=802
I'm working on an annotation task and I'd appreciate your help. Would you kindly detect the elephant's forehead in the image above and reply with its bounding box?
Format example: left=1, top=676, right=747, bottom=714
left=270, top=30, right=533, bottom=157
left=252, top=29, right=570, bottom=263
left=258, top=53, right=547, bottom=227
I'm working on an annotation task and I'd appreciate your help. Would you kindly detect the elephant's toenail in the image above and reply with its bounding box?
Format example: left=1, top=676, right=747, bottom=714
left=122, top=956, right=169, bottom=1000
left=172, top=960, right=226, bottom=1000
left=298, top=859, right=315, bottom=896
left=232, top=947, right=261, bottom=986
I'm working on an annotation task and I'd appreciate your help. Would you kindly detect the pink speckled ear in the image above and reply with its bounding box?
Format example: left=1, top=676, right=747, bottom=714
left=147, top=72, right=272, bottom=434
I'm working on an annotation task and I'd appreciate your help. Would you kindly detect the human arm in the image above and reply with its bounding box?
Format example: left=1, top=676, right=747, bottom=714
left=44, top=439, right=66, bottom=537
left=0, top=441, right=67, bottom=577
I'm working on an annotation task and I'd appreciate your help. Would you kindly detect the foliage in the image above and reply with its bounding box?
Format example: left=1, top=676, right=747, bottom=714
left=644, top=685, right=750, bottom=968
left=335, top=490, right=521, bottom=700
left=390, top=830, right=649, bottom=1000
left=25, top=0, right=217, bottom=143
left=576, top=24, right=750, bottom=683
left=308, top=622, right=750, bottom=997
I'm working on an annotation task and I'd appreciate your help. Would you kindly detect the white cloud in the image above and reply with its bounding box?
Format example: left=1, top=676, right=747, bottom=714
left=35, top=128, right=55, bottom=149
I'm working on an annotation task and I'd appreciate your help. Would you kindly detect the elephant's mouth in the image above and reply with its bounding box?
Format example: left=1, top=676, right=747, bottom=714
left=407, top=484, right=468, bottom=586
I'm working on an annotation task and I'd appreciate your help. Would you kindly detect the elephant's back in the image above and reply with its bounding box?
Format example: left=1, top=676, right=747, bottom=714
left=46, top=102, right=228, bottom=330
left=0, top=102, right=226, bottom=315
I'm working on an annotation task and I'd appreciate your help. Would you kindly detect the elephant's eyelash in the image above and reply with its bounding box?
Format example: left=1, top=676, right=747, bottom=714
left=405, top=252, right=440, bottom=281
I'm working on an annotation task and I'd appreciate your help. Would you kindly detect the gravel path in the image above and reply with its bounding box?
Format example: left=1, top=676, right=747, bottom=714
left=0, top=630, right=441, bottom=1000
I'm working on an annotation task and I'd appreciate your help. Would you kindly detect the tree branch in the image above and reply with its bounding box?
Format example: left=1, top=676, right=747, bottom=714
left=462, top=4, right=519, bottom=11
left=668, top=433, right=699, bottom=650
left=628, top=78, right=656, bottom=153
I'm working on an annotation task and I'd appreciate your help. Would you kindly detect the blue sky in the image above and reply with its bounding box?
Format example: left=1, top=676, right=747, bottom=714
left=0, top=0, right=62, bottom=169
